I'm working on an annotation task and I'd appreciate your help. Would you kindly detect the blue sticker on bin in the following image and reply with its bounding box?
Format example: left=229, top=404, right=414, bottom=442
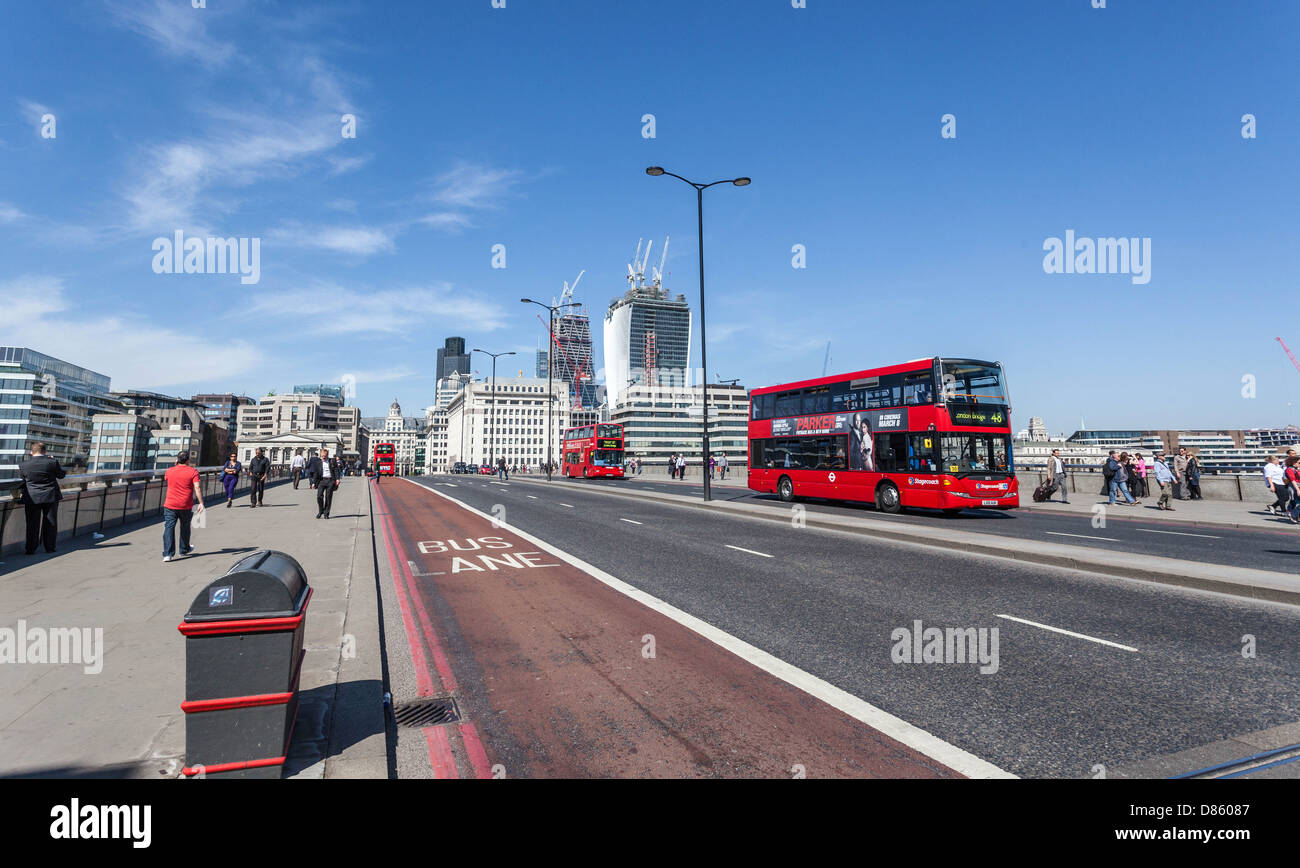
left=209, top=585, right=233, bottom=607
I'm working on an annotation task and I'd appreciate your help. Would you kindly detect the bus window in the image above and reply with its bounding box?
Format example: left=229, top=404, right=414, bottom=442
left=774, top=391, right=801, bottom=418
left=909, top=434, right=938, bottom=472
left=903, top=371, right=935, bottom=405
left=873, top=433, right=909, bottom=472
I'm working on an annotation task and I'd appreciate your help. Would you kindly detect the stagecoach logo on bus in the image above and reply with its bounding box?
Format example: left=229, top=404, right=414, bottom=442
left=770, top=408, right=908, bottom=437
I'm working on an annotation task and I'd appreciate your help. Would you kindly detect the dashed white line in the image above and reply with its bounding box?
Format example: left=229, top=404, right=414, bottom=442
left=619, top=518, right=643, bottom=525
left=1045, top=531, right=1120, bottom=542
left=725, top=544, right=773, bottom=558
left=995, top=614, right=1138, bottom=652
left=559, top=503, right=574, bottom=508
left=1135, top=528, right=1221, bottom=539
left=526, top=495, right=538, bottom=499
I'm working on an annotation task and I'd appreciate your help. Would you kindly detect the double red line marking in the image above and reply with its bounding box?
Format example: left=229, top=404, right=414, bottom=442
left=373, top=480, right=493, bottom=779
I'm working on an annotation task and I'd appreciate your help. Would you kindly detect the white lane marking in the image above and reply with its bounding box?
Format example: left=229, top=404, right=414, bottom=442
left=442, top=483, right=458, bottom=488
left=620, top=518, right=643, bottom=525
left=1135, top=528, right=1221, bottom=539
left=407, top=560, right=446, bottom=577
left=1045, top=531, right=1120, bottom=542
left=725, top=544, right=773, bottom=558
left=527, top=495, right=538, bottom=499
left=995, top=614, right=1138, bottom=652
left=491, top=482, right=510, bottom=487
left=401, top=476, right=1014, bottom=780
left=560, top=503, right=574, bottom=508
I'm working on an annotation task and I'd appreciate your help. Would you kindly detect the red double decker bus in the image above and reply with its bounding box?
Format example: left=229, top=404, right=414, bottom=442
left=373, top=442, right=396, bottom=477
left=561, top=423, right=626, bottom=478
left=748, top=358, right=1018, bottom=514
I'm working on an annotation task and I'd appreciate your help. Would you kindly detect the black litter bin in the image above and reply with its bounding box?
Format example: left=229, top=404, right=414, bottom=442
left=178, top=550, right=312, bottom=779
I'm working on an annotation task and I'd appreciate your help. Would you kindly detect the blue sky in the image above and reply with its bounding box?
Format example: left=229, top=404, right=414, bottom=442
left=1, top=0, right=1297, bottom=435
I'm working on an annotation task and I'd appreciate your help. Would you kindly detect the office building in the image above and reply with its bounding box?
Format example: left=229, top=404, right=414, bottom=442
left=610, top=383, right=748, bottom=469
left=193, top=393, right=255, bottom=439
left=603, top=277, right=692, bottom=410
left=445, top=377, right=570, bottom=468
left=0, top=347, right=121, bottom=483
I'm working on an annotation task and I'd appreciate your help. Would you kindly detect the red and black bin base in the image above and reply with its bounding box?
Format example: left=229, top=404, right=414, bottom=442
left=178, top=550, right=312, bottom=779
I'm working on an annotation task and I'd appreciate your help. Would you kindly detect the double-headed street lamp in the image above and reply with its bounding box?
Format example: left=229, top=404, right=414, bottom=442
left=472, top=348, right=515, bottom=469
left=645, top=166, right=751, bottom=502
left=520, top=298, right=579, bottom=481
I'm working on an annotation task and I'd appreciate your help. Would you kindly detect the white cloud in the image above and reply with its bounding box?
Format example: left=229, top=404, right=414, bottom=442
left=431, top=162, right=523, bottom=210
left=417, top=212, right=473, bottom=232
left=107, top=0, right=236, bottom=66
left=337, top=366, right=418, bottom=385
left=268, top=223, right=396, bottom=256
left=327, top=154, right=372, bottom=176
left=18, top=100, right=52, bottom=135
left=248, top=282, right=506, bottom=336
left=0, top=202, right=24, bottom=223
left=0, top=275, right=262, bottom=388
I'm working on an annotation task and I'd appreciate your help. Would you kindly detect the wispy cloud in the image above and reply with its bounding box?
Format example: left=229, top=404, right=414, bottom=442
left=248, top=282, right=506, bottom=336
left=0, top=275, right=262, bottom=388
left=18, top=99, right=52, bottom=135
left=268, top=223, right=396, bottom=256
left=337, top=366, right=419, bottom=385
left=0, top=202, right=24, bottom=223
left=432, top=162, right=523, bottom=209
left=107, top=0, right=236, bottom=66
left=417, top=212, right=474, bottom=232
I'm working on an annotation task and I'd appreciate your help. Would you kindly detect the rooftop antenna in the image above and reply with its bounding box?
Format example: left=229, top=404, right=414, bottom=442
left=822, top=341, right=831, bottom=377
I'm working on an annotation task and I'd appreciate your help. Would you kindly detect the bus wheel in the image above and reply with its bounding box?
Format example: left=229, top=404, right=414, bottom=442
left=582, top=467, right=589, bottom=478
left=777, top=476, right=795, bottom=503
left=875, top=482, right=902, bottom=514
left=942, top=508, right=962, bottom=518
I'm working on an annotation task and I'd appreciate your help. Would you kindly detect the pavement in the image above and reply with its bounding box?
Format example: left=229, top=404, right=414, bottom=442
left=0, top=476, right=386, bottom=779
left=408, top=474, right=1300, bottom=778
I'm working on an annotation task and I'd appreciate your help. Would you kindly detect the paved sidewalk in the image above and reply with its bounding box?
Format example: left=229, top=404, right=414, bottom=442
left=1019, top=492, right=1297, bottom=532
left=0, top=477, right=386, bottom=778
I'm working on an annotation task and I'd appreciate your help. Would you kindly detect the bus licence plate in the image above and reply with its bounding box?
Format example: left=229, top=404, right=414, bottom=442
left=981, top=499, right=999, bottom=506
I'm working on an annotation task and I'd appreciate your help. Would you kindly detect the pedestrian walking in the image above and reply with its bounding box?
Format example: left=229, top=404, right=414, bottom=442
left=1152, top=452, right=1176, bottom=510
left=709, top=454, right=717, bottom=479
left=497, top=456, right=509, bottom=480
left=220, top=450, right=242, bottom=507
left=1264, top=455, right=1288, bottom=515
left=306, top=448, right=341, bottom=519
left=669, top=453, right=677, bottom=479
left=1106, top=451, right=1139, bottom=505
left=1048, top=448, right=1069, bottom=503
left=162, top=451, right=203, bottom=562
left=17, top=442, right=65, bottom=555
left=1173, top=448, right=1190, bottom=500
left=1132, top=452, right=1147, bottom=499
left=1099, top=450, right=1117, bottom=495
left=1186, top=454, right=1202, bottom=500
left=290, top=452, right=305, bottom=488
left=676, top=454, right=686, bottom=480
left=248, top=447, right=270, bottom=507
left=1284, top=457, right=1300, bottom=524
left=718, top=453, right=729, bottom=481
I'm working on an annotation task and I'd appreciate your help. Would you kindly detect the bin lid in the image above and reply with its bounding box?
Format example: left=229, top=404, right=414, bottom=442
left=183, top=550, right=310, bottom=623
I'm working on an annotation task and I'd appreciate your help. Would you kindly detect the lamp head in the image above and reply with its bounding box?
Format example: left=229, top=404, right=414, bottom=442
left=646, top=166, right=665, bottom=176
left=520, top=297, right=533, bottom=304
left=733, top=177, right=751, bottom=187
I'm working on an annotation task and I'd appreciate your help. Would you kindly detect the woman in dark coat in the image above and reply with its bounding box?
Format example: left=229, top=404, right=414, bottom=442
left=1186, top=455, right=1202, bottom=500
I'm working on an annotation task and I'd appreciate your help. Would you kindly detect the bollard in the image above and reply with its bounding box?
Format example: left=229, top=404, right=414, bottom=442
left=178, top=550, right=312, bottom=779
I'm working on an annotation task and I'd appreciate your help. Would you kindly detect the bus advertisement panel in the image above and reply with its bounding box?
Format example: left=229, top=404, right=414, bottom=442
left=747, top=358, right=1017, bottom=514
left=561, top=423, right=626, bottom=479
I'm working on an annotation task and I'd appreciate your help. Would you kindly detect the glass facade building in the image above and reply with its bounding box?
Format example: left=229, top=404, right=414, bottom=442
left=0, top=347, right=119, bottom=484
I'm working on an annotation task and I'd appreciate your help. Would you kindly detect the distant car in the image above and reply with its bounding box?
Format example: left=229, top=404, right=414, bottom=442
left=452, top=462, right=467, bottom=474
left=477, top=465, right=493, bottom=475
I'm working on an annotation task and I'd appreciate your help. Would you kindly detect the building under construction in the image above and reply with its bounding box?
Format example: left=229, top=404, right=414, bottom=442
left=553, top=308, right=598, bottom=409
left=602, top=237, right=692, bottom=410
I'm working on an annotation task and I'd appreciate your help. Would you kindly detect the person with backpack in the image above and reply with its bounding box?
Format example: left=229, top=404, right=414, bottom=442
left=1186, top=454, right=1203, bottom=500
left=1100, top=450, right=1117, bottom=496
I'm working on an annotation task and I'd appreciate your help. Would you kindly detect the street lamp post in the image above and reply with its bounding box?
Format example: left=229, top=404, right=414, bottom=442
left=645, top=166, right=751, bottom=502
left=473, top=349, right=515, bottom=471
left=521, top=298, right=579, bottom=481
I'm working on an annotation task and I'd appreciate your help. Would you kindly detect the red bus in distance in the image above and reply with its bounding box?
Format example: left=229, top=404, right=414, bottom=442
left=374, top=442, right=396, bottom=477
left=561, top=423, right=626, bottom=479
left=748, top=357, right=1018, bottom=514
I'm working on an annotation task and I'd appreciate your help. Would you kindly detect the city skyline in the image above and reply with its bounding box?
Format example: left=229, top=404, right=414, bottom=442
left=1, top=1, right=1297, bottom=431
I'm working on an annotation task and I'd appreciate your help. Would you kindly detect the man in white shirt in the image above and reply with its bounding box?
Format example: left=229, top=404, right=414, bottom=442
left=1264, top=454, right=1287, bottom=515
left=1049, top=448, right=1068, bottom=503
left=291, top=452, right=306, bottom=489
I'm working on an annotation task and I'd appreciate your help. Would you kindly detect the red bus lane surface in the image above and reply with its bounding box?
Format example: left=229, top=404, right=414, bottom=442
left=375, top=477, right=973, bottom=779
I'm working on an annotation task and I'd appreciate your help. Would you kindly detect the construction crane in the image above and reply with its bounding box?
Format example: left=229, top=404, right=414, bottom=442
left=651, top=236, right=669, bottom=289
left=1278, top=337, right=1300, bottom=375
left=537, top=313, right=591, bottom=409
left=822, top=341, right=832, bottom=377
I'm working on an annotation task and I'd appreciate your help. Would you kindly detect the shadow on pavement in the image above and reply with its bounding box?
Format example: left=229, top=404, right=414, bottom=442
left=283, top=678, right=386, bottom=778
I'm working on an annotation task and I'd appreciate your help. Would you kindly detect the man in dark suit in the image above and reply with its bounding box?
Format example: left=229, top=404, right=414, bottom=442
left=18, top=442, right=66, bottom=555
left=304, top=448, right=342, bottom=519
left=248, top=447, right=271, bottom=508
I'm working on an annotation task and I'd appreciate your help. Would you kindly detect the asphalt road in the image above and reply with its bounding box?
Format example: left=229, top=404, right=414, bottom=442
left=411, top=474, right=1300, bottom=778
left=543, top=473, right=1300, bottom=574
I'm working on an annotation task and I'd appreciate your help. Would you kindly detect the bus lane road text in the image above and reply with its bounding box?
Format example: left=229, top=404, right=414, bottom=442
left=416, top=537, right=561, bottom=574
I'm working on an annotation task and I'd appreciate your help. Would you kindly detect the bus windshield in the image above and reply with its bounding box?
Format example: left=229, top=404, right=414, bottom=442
left=939, top=360, right=1006, bottom=405
left=935, top=434, right=1011, bottom=475
left=591, top=449, right=624, bottom=467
